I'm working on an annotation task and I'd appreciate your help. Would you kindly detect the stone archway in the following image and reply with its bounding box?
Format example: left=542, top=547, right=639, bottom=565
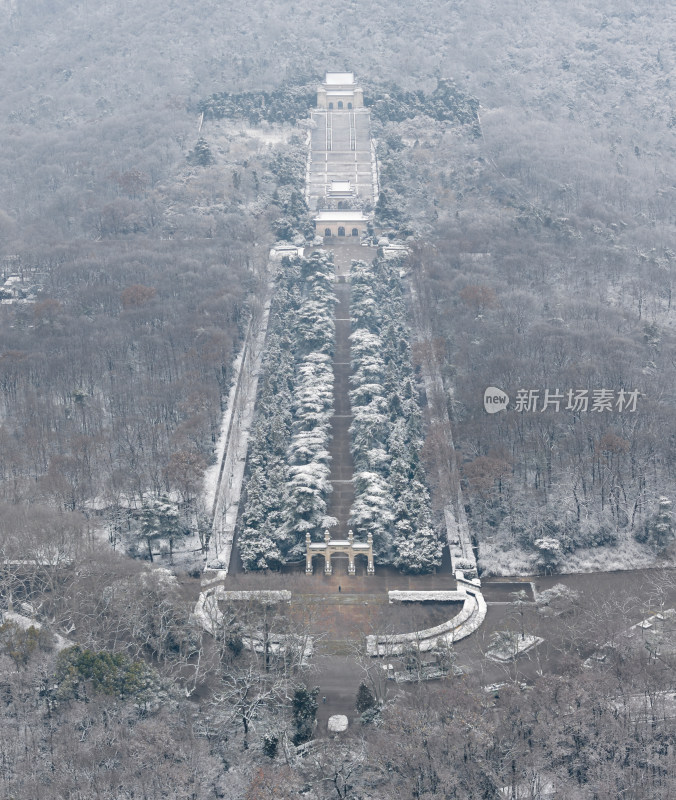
left=309, top=552, right=327, bottom=574
left=353, top=553, right=371, bottom=575
left=351, top=228, right=359, bottom=237
left=338, top=226, right=346, bottom=237
left=324, top=228, right=332, bottom=237
left=305, top=531, right=375, bottom=576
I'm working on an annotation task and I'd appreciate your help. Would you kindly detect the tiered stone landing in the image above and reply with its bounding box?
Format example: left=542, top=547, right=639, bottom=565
left=307, top=72, right=378, bottom=243
left=308, top=111, right=374, bottom=207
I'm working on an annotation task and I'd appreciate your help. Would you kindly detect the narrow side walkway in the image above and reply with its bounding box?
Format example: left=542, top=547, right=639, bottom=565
left=326, top=280, right=354, bottom=538
left=408, top=276, right=477, bottom=574
left=203, top=280, right=274, bottom=576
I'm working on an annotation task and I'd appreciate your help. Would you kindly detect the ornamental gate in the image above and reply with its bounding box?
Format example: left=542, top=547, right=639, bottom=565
left=305, top=530, right=375, bottom=576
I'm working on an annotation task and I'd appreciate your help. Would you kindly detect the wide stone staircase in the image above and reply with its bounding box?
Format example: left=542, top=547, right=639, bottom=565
left=308, top=110, right=374, bottom=207
left=326, top=281, right=354, bottom=538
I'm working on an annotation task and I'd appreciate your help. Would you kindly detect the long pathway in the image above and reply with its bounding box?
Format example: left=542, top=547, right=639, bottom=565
left=203, top=281, right=273, bottom=574
left=326, top=279, right=354, bottom=538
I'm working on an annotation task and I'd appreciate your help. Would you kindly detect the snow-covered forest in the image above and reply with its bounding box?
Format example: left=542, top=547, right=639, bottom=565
left=237, top=251, right=443, bottom=574
left=349, top=258, right=441, bottom=572
left=388, top=85, right=676, bottom=575
left=0, top=0, right=672, bottom=574
left=238, top=252, right=336, bottom=569
left=1, top=0, right=675, bottom=796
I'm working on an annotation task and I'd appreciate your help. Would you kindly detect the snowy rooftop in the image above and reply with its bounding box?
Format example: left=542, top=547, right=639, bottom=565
left=328, top=714, right=349, bottom=733
left=325, top=72, right=354, bottom=85
left=314, top=210, right=370, bottom=222
left=308, top=540, right=370, bottom=550
left=270, top=244, right=304, bottom=260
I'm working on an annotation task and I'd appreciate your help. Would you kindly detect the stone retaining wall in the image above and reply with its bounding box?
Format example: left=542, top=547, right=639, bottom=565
left=388, top=590, right=467, bottom=603
left=366, top=584, right=487, bottom=656
left=203, top=280, right=273, bottom=575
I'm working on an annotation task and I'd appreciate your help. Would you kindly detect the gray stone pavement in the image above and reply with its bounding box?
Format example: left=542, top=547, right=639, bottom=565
left=326, top=281, right=354, bottom=538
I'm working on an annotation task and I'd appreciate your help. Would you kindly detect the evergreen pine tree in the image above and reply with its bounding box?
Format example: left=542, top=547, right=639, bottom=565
left=292, top=686, right=319, bottom=745
left=355, top=682, right=376, bottom=713
left=188, top=137, right=214, bottom=166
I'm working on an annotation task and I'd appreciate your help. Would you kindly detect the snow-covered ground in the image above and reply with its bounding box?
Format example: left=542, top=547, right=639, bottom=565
left=204, top=281, right=274, bottom=572
left=408, top=277, right=477, bottom=576
left=1, top=610, right=73, bottom=652
left=206, top=118, right=295, bottom=157
left=477, top=527, right=665, bottom=577
left=487, top=633, right=544, bottom=662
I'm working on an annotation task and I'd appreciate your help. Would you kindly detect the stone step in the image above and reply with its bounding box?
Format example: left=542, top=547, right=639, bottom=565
left=330, top=489, right=354, bottom=499
left=326, top=282, right=355, bottom=533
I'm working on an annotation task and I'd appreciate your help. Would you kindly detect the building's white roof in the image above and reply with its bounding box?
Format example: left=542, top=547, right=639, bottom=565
left=269, top=244, right=304, bottom=260
left=272, top=244, right=302, bottom=251
left=308, top=540, right=370, bottom=550
left=325, top=72, right=354, bottom=85
left=328, top=714, right=349, bottom=733
left=383, top=244, right=409, bottom=260
left=331, top=180, right=351, bottom=191
left=314, top=210, right=370, bottom=222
